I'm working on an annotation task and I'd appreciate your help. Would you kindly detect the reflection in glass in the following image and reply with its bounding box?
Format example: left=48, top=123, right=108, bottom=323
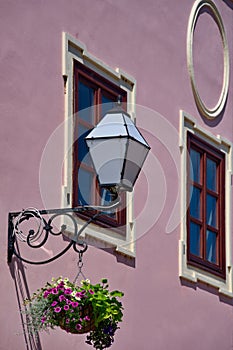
left=190, top=186, right=201, bottom=219
left=206, top=195, right=217, bottom=228
left=100, top=188, right=116, bottom=218
left=190, top=222, right=201, bottom=257
left=206, top=230, right=217, bottom=264
left=207, top=158, right=217, bottom=192
left=78, top=125, right=91, bottom=165
left=190, top=149, right=201, bottom=183
left=78, top=81, right=95, bottom=123
left=101, top=95, right=115, bottom=118
left=78, top=168, right=93, bottom=205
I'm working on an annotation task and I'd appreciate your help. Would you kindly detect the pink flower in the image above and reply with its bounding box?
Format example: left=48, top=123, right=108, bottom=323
left=64, top=305, right=69, bottom=311
left=51, top=301, right=58, bottom=307
left=84, top=315, right=90, bottom=321
left=89, top=289, right=94, bottom=295
left=41, top=316, right=46, bottom=323
left=54, top=307, right=61, bottom=313
left=43, top=290, right=51, bottom=298
left=59, top=295, right=66, bottom=302
left=71, top=301, right=79, bottom=308
left=64, top=288, right=72, bottom=295
left=52, top=288, right=58, bottom=294
left=75, top=323, right=82, bottom=331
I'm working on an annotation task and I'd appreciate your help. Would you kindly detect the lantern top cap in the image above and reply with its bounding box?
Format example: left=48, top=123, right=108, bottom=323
left=85, top=106, right=150, bottom=149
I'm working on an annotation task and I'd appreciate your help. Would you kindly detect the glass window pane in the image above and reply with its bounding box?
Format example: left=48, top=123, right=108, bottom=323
left=206, top=195, right=217, bottom=228
left=100, top=188, right=116, bottom=218
left=78, top=81, right=95, bottom=123
left=190, top=222, right=201, bottom=257
left=78, top=168, right=93, bottom=205
left=206, top=230, right=217, bottom=264
left=190, top=149, right=201, bottom=183
left=101, top=94, right=115, bottom=118
left=207, top=158, right=217, bottom=192
left=190, top=186, right=201, bottom=219
left=78, top=124, right=92, bottom=165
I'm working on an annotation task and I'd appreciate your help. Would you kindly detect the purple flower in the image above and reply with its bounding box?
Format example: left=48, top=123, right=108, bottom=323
left=75, top=324, right=82, bottom=331
left=84, top=315, right=90, bottom=321
left=64, top=288, right=72, bottom=295
left=75, top=292, right=83, bottom=298
left=41, top=317, right=46, bottom=323
left=66, top=319, right=70, bottom=324
left=54, top=307, right=61, bottom=313
left=51, top=301, right=58, bottom=307
left=71, top=301, right=79, bottom=308
left=59, top=295, right=66, bottom=302
left=43, top=290, right=51, bottom=298
left=64, top=305, right=69, bottom=311
left=52, top=288, right=58, bottom=294
left=89, top=289, right=94, bottom=295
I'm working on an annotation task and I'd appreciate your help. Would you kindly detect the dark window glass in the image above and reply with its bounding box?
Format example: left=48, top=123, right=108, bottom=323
left=190, top=186, right=201, bottom=220
left=187, top=133, right=225, bottom=278
left=206, top=158, right=217, bottom=191
left=190, top=149, right=201, bottom=183
left=190, top=222, right=201, bottom=257
left=206, top=230, right=217, bottom=264
left=73, top=62, right=127, bottom=229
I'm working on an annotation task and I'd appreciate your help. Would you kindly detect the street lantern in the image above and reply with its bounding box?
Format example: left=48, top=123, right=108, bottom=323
left=7, top=102, right=150, bottom=265
left=85, top=103, right=150, bottom=193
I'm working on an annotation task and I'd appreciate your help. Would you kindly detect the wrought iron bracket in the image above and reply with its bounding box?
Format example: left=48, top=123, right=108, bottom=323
left=7, top=199, right=120, bottom=265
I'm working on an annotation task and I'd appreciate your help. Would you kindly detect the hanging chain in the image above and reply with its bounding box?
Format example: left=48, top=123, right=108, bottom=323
left=73, top=251, right=87, bottom=284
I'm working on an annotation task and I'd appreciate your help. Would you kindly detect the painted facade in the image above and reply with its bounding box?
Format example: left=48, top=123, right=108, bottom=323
left=1, top=0, right=233, bottom=349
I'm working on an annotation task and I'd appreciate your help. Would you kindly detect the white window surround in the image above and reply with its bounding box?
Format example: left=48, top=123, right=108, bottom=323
left=179, top=110, right=233, bottom=297
left=61, top=32, right=137, bottom=258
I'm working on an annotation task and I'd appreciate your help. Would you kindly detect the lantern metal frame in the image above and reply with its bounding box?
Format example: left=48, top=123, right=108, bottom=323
left=7, top=199, right=120, bottom=265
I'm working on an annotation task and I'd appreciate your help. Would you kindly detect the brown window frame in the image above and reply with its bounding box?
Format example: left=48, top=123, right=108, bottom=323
left=72, top=61, right=127, bottom=230
left=187, top=132, right=225, bottom=279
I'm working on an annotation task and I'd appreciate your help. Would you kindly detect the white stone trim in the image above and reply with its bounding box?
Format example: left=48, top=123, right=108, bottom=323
left=179, top=110, right=233, bottom=297
left=187, top=0, right=230, bottom=119
left=61, top=32, right=136, bottom=258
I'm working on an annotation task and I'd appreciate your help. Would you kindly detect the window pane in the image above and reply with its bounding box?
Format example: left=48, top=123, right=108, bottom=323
left=78, top=168, right=93, bottom=205
left=78, top=124, right=92, bottom=165
left=78, top=81, right=95, bottom=123
left=100, top=188, right=116, bottom=218
left=190, top=222, right=201, bottom=257
left=190, top=149, right=201, bottom=183
left=101, top=94, right=115, bottom=118
left=206, top=194, right=217, bottom=228
left=190, top=186, right=201, bottom=219
left=207, top=158, right=217, bottom=192
left=206, top=230, right=217, bottom=264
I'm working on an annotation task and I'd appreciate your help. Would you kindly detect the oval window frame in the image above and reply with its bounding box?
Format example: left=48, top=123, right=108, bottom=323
left=187, top=0, right=229, bottom=120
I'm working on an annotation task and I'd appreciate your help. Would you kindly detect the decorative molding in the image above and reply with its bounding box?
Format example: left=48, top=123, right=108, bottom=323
left=187, top=0, right=230, bottom=119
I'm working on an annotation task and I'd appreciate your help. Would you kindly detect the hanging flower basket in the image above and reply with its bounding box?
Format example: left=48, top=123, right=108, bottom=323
left=24, top=277, right=124, bottom=349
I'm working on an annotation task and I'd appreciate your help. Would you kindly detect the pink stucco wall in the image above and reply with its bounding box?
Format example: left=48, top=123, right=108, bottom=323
left=1, top=1, right=233, bottom=349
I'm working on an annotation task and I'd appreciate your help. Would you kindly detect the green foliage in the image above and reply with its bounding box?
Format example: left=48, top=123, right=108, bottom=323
left=24, top=277, right=124, bottom=349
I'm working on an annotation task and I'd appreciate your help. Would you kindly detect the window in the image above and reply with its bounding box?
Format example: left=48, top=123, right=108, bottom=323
left=187, top=133, right=225, bottom=278
left=179, top=111, right=232, bottom=297
left=73, top=61, right=127, bottom=228
left=62, top=33, right=136, bottom=257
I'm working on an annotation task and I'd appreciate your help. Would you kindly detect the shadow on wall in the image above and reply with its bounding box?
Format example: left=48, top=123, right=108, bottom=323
left=223, top=0, right=233, bottom=10
left=180, top=278, right=233, bottom=306
left=9, top=256, right=43, bottom=350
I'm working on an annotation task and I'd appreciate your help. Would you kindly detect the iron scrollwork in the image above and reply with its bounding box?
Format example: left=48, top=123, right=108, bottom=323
left=7, top=199, right=120, bottom=265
